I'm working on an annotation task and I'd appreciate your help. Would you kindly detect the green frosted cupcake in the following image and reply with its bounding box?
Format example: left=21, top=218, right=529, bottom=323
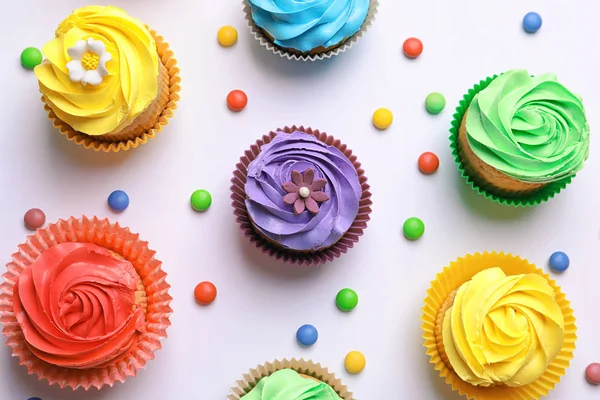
left=450, top=69, right=590, bottom=206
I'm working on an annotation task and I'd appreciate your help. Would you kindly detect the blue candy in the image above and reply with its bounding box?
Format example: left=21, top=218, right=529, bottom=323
left=549, top=251, right=570, bottom=273
left=108, top=190, right=129, bottom=212
left=523, top=12, right=542, bottom=33
left=296, top=324, right=318, bottom=347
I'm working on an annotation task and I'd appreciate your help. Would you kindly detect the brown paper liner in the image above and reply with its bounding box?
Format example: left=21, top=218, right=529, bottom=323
left=227, top=358, right=354, bottom=399
left=230, top=125, right=372, bottom=266
left=0, top=216, right=172, bottom=390
left=421, top=252, right=577, bottom=400
left=242, top=0, right=379, bottom=61
left=41, top=29, right=181, bottom=152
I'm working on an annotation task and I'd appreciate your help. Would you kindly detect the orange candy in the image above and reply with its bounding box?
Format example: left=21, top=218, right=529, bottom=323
left=194, top=281, right=217, bottom=305
left=227, top=89, right=248, bottom=111
left=418, top=152, right=439, bottom=174
left=403, top=37, right=423, bottom=59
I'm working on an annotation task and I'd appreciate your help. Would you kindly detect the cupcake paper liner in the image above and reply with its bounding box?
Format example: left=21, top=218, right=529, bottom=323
left=230, top=125, right=372, bottom=266
left=227, top=358, right=354, bottom=399
left=449, top=75, right=573, bottom=207
left=42, top=29, right=181, bottom=152
left=421, top=252, right=576, bottom=400
left=0, top=216, right=172, bottom=390
left=242, top=0, right=379, bottom=61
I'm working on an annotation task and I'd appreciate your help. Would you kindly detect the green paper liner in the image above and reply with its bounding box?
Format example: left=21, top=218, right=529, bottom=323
left=449, top=75, right=574, bottom=207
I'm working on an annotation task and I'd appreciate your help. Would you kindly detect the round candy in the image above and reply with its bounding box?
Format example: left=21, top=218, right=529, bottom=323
left=190, top=189, right=212, bottom=211
left=296, top=324, right=318, bottom=347
left=194, top=281, right=217, bottom=305
left=425, top=92, right=446, bottom=114
left=227, top=89, right=248, bottom=112
left=523, top=12, right=542, bottom=33
left=586, top=363, right=600, bottom=385
left=21, top=47, right=42, bottom=69
left=418, top=152, right=439, bottom=174
left=372, top=108, right=393, bottom=130
left=24, top=208, right=46, bottom=230
left=108, top=190, right=129, bottom=212
left=549, top=251, right=569, bottom=272
left=344, top=351, right=366, bottom=374
left=28, top=398, right=42, bottom=400
left=336, top=288, right=358, bottom=312
left=218, top=26, right=238, bottom=47
left=402, top=37, right=423, bottom=59
left=403, top=217, right=425, bottom=240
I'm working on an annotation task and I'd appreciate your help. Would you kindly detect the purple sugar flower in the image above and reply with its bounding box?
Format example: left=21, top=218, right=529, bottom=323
left=282, top=168, right=330, bottom=215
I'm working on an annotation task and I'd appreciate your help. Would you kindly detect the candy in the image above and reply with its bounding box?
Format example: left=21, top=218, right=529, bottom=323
left=402, top=37, right=423, bottom=59
left=24, top=208, right=46, bottom=230
left=523, top=12, right=542, bottom=33
left=227, top=89, right=248, bottom=111
left=336, top=288, right=358, bottom=312
left=296, top=324, right=318, bottom=347
left=425, top=92, right=446, bottom=114
left=372, top=108, right=393, bottom=130
left=27, top=398, right=42, bottom=400
left=190, top=189, right=212, bottom=211
left=549, top=251, right=569, bottom=272
left=418, top=152, right=439, bottom=174
left=194, top=281, right=217, bottom=305
left=108, top=190, right=129, bottom=212
left=21, top=47, right=42, bottom=69
left=344, top=351, right=366, bottom=374
left=218, top=26, right=238, bottom=47
left=403, top=217, right=425, bottom=240
left=586, top=363, right=600, bottom=385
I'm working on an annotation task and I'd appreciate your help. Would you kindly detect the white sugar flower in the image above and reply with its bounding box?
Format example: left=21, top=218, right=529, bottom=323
left=66, top=38, right=112, bottom=86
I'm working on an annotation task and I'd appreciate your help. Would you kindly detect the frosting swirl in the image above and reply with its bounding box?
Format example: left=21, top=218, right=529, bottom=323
left=466, top=69, right=590, bottom=183
left=241, top=369, right=342, bottom=399
left=34, top=6, right=159, bottom=136
left=248, top=0, right=370, bottom=52
left=442, top=268, right=564, bottom=387
left=245, top=131, right=361, bottom=251
left=13, top=242, right=144, bottom=369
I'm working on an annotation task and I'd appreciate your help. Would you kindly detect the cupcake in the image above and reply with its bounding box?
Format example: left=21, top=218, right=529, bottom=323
left=450, top=69, right=590, bottom=206
left=228, top=359, right=353, bottom=399
left=230, top=126, right=372, bottom=265
left=34, top=6, right=181, bottom=152
left=0, top=216, right=172, bottom=389
left=242, top=0, right=379, bottom=61
left=422, top=252, right=576, bottom=399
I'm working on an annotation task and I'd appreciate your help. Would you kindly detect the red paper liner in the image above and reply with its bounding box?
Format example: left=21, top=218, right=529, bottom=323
left=230, top=125, right=372, bottom=266
left=0, top=216, right=172, bottom=390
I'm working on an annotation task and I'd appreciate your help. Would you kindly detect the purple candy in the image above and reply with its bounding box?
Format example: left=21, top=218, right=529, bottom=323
left=245, top=131, right=361, bottom=251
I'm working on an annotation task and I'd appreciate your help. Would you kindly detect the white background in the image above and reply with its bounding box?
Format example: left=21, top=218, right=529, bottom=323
left=0, top=0, right=599, bottom=399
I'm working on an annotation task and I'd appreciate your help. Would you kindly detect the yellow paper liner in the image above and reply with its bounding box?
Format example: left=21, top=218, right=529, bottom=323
left=227, top=358, right=354, bottom=399
left=421, top=252, right=576, bottom=400
left=0, top=216, right=172, bottom=390
left=41, top=29, right=181, bottom=152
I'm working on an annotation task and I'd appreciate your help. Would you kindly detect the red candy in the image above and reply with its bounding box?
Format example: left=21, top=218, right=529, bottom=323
left=227, top=89, right=248, bottom=111
left=586, top=363, right=600, bottom=385
left=418, top=152, right=439, bottom=174
left=403, top=37, right=423, bottom=59
left=194, top=281, right=217, bottom=305
left=24, top=208, right=46, bottom=230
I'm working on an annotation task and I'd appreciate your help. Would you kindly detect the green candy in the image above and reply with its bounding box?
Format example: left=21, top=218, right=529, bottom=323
left=425, top=92, right=446, bottom=114
left=190, top=189, right=212, bottom=212
left=403, top=217, right=424, bottom=240
left=21, top=47, right=43, bottom=70
left=336, top=288, right=358, bottom=312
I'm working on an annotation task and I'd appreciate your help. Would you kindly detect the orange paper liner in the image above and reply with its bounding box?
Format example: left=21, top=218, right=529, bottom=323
left=421, top=252, right=576, bottom=400
left=41, top=29, right=181, bottom=152
left=227, top=358, right=354, bottom=399
left=0, top=216, right=172, bottom=390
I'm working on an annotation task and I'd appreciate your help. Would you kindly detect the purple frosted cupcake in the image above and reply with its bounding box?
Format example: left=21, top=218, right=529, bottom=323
left=231, top=126, right=371, bottom=265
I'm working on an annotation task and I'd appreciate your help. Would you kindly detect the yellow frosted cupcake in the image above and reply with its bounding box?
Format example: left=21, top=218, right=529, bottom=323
left=34, top=6, right=180, bottom=151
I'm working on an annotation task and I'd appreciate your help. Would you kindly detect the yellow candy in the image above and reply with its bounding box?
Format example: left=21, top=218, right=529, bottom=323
left=344, top=351, right=366, bottom=374
left=372, top=108, right=393, bottom=130
left=218, top=26, right=238, bottom=47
